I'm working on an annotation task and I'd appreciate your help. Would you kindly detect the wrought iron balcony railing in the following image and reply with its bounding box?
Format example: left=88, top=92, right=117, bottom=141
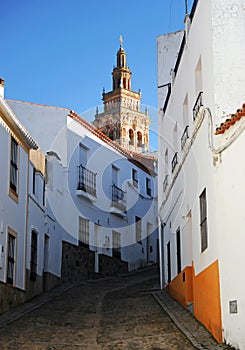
left=77, top=165, right=97, bottom=197
left=181, top=125, right=189, bottom=149
left=111, top=184, right=126, bottom=212
left=193, top=92, right=203, bottom=121
left=171, top=152, right=178, bottom=173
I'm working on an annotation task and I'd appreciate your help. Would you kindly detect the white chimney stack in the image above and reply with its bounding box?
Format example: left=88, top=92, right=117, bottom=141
left=0, top=78, right=5, bottom=98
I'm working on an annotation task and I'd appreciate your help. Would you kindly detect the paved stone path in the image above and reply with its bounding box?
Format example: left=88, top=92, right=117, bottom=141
left=0, top=266, right=234, bottom=349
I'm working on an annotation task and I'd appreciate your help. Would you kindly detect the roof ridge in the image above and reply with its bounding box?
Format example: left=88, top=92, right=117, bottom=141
left=6, top=99, right=69, bottom=111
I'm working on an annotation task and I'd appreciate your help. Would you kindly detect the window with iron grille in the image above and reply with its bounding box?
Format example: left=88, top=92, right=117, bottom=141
left=111, top=184, right=126, bottom=211
left=30, top=230, right=37, bottom=281
left=112, top=230, right=121, bottom=259
left=79, top=217, right=89, bottom=247
left=7, top=233, right=16, bottom=285
left=199, top=188, right=208, bottom=252
left=77, top=165, right=97, bottom=196
left=10, top=137, right=18, bottom=193
left=135, top=216, right=142, bottom=244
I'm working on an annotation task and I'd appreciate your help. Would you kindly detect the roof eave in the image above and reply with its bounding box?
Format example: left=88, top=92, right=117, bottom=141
left=0, top=97, right=38, bottom=149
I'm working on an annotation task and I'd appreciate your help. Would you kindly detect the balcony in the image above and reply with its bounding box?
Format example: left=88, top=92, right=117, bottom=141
left=77, top=165, right=97, bottom=198
left=171, top=153, right=178, bottom=173
left=181, top=125, right=189, bottom=149
left=111, top=184, right=126, bottom=214
left=193, top=92, right=203, bottom=121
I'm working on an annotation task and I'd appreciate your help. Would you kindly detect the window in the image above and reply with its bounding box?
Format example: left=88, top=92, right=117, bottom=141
left=79, top=217, right=89, bottom=247
left=173, top=123, right=178, bottom=151
left=135, top=216, right=142, bottom=244
left=10, top=137, right=18, bottom=193
left=183, top=94, right=189, bottom=126
left=112, top=231, right=121, bottom=259
left=199, top=188, right=208, bottom=252
left=195, top=57, right=203, bottom=95
left=30, top=230, right=37, bottom=281
left=77, top=165, right=97, bottom=196
left=112, top=165, right=119, bottom=186
left=42, top=179, right=45, bottom=206
left=32, top=167, right=36, bottom=195
left=167, top=241, right=171, bottom=283
left=79, top=143, right=88, bottom=166
left=132, top=169, right=138, bottom=187
left=43, top=234, right=49, bottom=272
left=146, top=178, right=151, bottom=196
left=176, top=228, right=181, bottom=274
left=7, top=233, right=16, bottom=285
left=181, top=96, right=189, bottom=149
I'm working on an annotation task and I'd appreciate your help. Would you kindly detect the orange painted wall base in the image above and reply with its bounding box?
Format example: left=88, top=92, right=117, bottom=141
left=166, top=260, right=222, bottom=342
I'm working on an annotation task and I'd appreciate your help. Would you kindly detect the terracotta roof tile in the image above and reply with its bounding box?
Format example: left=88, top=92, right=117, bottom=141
left=69, top=110, right=157, bottom=175
left=215, top=103, right=245, bottom=135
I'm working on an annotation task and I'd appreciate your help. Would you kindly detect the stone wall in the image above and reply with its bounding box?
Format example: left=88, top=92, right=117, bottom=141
left=99, top=254, right=128, bottom=276
left=25, top=270, right=43, bottom=301
left=25, top=270, right=61, bottom=300
left=43, top=272, right=61, bottom=292
left=61, top=241, right=96, bottom=282
left=0, top=282, right=25, bottom=315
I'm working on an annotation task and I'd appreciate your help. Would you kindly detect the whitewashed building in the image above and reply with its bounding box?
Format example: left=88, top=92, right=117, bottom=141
left=157, top=0, right=245, bottom=348
left=0, top=79, right=38, bottom=312
left=7, top=99, right=158, bottom=275
left=26, top=148, right=61, bottom=298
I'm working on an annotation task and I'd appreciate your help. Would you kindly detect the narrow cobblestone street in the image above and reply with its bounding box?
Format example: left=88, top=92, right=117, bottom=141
left=0, top=266, right=232, bottom=350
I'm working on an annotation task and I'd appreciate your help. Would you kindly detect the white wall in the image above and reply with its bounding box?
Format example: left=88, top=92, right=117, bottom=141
left=214, top=125, right=245, bottom=349
left=0, top=123, right=29, bottom=290
left=157, top=0, right=245, bottom=347
left=211, top=0, right=245, bottom=118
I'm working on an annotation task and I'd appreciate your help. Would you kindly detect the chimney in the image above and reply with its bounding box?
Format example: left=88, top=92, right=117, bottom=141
left=0, top=78, right=5, bottom=98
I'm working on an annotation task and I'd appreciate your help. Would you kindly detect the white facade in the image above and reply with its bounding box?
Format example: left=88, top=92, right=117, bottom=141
left=157, top=0, right=245, bottom=348
left=0, top=95, right=37, bottom=298
left=8, top=100, right=158, bottom=273
left=25, top=148, right=61, bottom=296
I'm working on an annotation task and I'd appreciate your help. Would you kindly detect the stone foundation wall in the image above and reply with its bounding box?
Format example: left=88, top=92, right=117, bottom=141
left=25, top=270, right=61, bottom=300
left=99, top=254, right=128, bottom=276
left=61, top=241, right=96, bottom=282
left=43, top=272, right=61, bottom=292
left=0, top=282, right=25, bottom=315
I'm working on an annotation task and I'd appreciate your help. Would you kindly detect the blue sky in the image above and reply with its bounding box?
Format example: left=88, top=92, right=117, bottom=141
left=1, top=0, right=194, bottom=149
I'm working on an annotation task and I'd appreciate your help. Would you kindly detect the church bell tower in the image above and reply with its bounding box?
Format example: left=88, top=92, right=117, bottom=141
left=93, top=36, right=150, bottom=153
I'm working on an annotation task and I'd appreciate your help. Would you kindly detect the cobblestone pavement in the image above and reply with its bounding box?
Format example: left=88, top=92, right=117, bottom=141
left=0, top=266, right=234, bottom=350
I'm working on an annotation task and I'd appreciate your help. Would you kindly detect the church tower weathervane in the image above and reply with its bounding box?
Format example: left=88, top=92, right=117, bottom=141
left=93, top=36, right=150, bottom=153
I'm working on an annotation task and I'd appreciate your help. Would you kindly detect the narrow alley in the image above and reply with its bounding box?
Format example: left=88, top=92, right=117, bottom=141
left=0, top=266, right=232, bottom=350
